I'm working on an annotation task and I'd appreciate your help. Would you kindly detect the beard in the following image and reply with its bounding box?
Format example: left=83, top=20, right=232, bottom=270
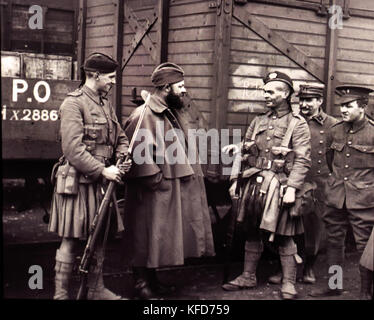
left=165, top=89, right=185, bottom=110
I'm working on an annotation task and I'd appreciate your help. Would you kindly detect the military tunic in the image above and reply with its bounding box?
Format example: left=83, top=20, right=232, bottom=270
left=324, top=116, right=374, bottom=253
left=232, top=105, right=311, bottom=237
left=301, top=109, right=338, bottom=255
left=49, top=85, right=129, bottom=238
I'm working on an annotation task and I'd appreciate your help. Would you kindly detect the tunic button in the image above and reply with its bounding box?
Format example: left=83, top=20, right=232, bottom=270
left=265, top=149, right=269, bottom=153
left=266, top=137, right=271, bottom=141
left=346, top=153, right=350, bottom=157
left=109, top=129, right=113, bottom=133
left=269, top=126, right=273, bottom=130
left=317, top=170, right=321, bottom=174
left=344, top=177, right=348, bottom=181
left=349, top=130, right=354, bottom=134
left=348, top=141, right=352, bottom=145
left=272, top=116, right=277, bottom=120
left=320, top=130, right=324, bottom=134
left=319, top=140, right=323, bottom=144
left=318, top=150, right=323, bottom=155
left=344, top=164, right=349, bottom=168
left=318, top=160, right=322, bottom=164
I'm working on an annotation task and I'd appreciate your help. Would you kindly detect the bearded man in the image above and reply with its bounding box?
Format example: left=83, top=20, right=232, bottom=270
left=121, top=62, right=215, bottom=299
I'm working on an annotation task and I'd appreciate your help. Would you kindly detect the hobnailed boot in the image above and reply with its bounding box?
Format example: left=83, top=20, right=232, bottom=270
left=268, top=270, right=283, bottom=285
left=133, top=267, right=154, bottom=300
left=53, top=249, right=75, bottom=300
left=222, top=241, right=263, bottom=291
left=280, top=254, right=298, bottom=300
left=303, top=255, right=317, bottom=284
left=148, top=268, right=176, bottom=295
left=86, top=248, right=125, bottom=300
left=359, top=266, right=373, bottom=300
left=309, top=247, right=344, bottom=297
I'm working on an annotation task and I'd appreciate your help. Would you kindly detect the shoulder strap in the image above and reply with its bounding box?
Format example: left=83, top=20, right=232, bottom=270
left=281, top=116, right=299, bottom=148
left=250, top=117, right=262, bottom=141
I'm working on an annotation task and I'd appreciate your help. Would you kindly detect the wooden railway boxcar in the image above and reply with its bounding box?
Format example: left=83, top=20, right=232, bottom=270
left=2, top=0, right=374, bottom=181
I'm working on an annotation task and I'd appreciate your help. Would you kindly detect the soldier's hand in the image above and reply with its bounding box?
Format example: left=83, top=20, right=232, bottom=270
left=222, top=144, right=240, bottom=155
left=118, top=158, right=132, bottom=174
left=283, top=186, right=296, bottom=206
left=229, top=181, right=237, bottom=199
left=102, top=165, right=122, bottom=183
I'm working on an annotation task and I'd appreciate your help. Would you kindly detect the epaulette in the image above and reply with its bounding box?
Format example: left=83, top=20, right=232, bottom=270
left=67, top=88, right=83, bottom=97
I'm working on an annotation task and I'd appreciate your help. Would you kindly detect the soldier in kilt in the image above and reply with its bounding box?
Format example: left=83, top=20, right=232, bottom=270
left=49, top=53, right=131, bottom=300
left=222, top=71, right=311, bottom=299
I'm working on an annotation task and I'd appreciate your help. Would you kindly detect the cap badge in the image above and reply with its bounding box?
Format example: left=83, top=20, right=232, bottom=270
left=269, top=72, right=277, bottom=79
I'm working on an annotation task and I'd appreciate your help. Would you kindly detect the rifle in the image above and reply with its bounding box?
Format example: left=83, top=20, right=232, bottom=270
left=76, top=93, right=150, bottom=300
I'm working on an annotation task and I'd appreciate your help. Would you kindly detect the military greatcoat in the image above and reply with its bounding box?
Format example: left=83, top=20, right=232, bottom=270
left=121, top=94, right=215, bottom=268
left=49, top=85, right=129, bottom=238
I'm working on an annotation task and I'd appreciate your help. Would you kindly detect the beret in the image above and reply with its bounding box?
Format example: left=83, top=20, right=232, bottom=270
left=83, top=52, right=118, bottom=73
left=151, top=62, right=184, bottom=87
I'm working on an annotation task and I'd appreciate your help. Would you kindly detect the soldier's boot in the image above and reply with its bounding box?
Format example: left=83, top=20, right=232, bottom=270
left=279, top=255, right=298, bottom=300
left=86, top=248, right=124, bottom=300
left=309, top=246, right=344, bottom=297
left=359, top=265, right=373, bottom=300
left=148, top=268, right=176, bottom=295
left=133, top=267, right=155, bottom=300
left=279, top=240, right=298, bottom=300
left=303, top=255, right=317, bottom=284
left=222, top=241, right=263, bottom=291
left=53, top=249, right=75, bottom=300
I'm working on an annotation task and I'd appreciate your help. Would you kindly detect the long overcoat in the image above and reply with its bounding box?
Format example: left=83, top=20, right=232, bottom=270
left=122, top=94, right=215, bottom=268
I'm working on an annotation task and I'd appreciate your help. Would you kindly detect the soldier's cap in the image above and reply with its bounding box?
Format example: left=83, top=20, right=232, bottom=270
left=336, top=85, right=374, bottom=105
left=82, top=52, right=119, bottom=74
left=151, top=62, right=184, bottom=87
left=263, top=71, right=294, bottom=93
left=297, top=84, right=324, bottom=99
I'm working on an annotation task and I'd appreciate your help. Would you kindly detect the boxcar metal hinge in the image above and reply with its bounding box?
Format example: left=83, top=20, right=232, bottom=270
left=123, top=3, right=158, bottom=67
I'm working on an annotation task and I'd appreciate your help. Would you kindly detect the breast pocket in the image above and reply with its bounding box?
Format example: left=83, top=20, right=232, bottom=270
left=349, top=145, right=374, bottom=168
left=84, top=117, right=108, bottom=144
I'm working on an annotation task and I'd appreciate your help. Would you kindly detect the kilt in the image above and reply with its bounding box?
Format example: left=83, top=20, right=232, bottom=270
left=239, top=172, right=304, bottom=237
left=49, top=181, right=124, bottom=239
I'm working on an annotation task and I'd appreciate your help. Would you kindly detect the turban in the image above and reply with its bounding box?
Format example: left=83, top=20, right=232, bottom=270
left=151, top=62, right=184, bottom=87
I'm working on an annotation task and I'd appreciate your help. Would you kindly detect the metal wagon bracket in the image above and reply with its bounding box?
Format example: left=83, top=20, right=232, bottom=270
left=122, top=3, right=158, bottom=69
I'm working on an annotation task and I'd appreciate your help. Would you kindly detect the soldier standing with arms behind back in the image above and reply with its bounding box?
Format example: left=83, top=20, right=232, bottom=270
left=310, top=85, right=374, bottom=300
left=49, top=53, right=131, bottom=300
left=222, top=71, right=311, bottom=300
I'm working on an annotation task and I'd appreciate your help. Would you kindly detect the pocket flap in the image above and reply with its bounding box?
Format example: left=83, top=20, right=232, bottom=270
left=349, top=145, right=374, bottom=153
left=330, top=142, right=344, bottom=151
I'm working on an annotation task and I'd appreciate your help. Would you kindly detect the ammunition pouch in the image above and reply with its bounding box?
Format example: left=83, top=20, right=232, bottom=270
left=55, top=161, right=80, bottom=195
left=51, top=156, right=65, bottom=186
left=289, top=182, right=317, bottom=218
